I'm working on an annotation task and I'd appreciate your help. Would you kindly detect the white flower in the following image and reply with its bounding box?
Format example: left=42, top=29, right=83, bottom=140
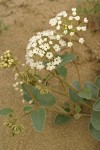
left=56, top=25, right=60, bottom=30
left=62, top=11, right=67, bottom=17
left=72, top=8, right=76, bottom=12
left=36, top=61, right=45, bottom=70
left=31, top=42, right=37, bottom=48
left=81, top=26, right=87, bottom=31
left=20, top=89, right=23, bottom=92
left=53, top=56, right=62, bottom=65
left=46, top=52, right=53, bottom=59
left=68, top=42, right=73, bottom=47
left=20, top=81, right=23, bottom=84
left=79, top=38, right=84, bottom=44
left=57, top=11, right=67, bottom=17
left=46, top=62, right=55, bottom=71
left=70, top=32, right=74, bottom=36
left=29, top=100, right=33, bottom=104
left=75, top=16, right=80, bottom=21
left=56, top=16, right=61, bottom=21
left=56, top=35, right=61, bottom=40
left=38, top=39, right=44, bottom=44
left=44, top=38, right=47, bottom=42
left=49, top=41, right=53, bottom=44
left=22, top=100, right=25, bottom=103
left=63, top=30, right=68, bottom=34
left=77, top=26, right=81, bottom=31
left=68, top=25, right=73, bottom=29
left=38, top=50, right=45, bottom=57
left=43, top=43, right=50, bottom=51
left=28, top=50, right=34, bottom=57
left=72, top=11, right=76, bottom=16
left=49, top=18, right=57, bottom=26
left=58, top=20, right=62, bottom=25
left=59, top=39, right=67, bottom=47
left=53, top=44, right=61, bottom=52
left=84, top=17, right=88, bottom=23
left=69, top=16, right=73, bottom=20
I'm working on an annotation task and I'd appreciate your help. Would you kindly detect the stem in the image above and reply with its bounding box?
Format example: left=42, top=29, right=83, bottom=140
left=71, top=46, right=82, bottom=89
left=57, top=76, right=68, bottom=96
left=18, top=105, right=70, bottom=121
left=49, top=88, right=67, bottom=97
left=19, top=105, right=91, bottom=122
left=80, top=102, right=92, bottom=110
left=55, top=74, right=76, bottom=114
left=48, top=70, right=79, bottom=93
left=47, top=106, right=70, bottom=116
left=57, top=76, right=79, bottom=93
left=81, top=113, right=91, bottom=117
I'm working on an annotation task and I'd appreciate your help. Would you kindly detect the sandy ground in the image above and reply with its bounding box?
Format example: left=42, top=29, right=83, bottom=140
left=0, top=0, right=100, bottom=150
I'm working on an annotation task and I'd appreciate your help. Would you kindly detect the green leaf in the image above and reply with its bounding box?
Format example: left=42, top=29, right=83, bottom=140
left=23, top=106, right=33, bottom=112
left=56, top=66, right=67, bottom=77
left=55, top=114, right=72, bottom=126
left=36, top=91, right=56, bottom=106
left=21, top=84, right=38, bottom=98
left=95, top=75, right=100, bottom=89
left=93, top=98, right=100, bottom=111
left=83, top=82, right=99, bottom=99
left=91, top=111, right=100, bottom=130
left=78, top=88, right=91, bottom=99
left=22, top=83, right=56, bottom=106
left=30, top=108, right=46, bottom=132
left=0, top=108, right=13, bottom=116
left=89, top=123, right=100, bottom=141
left=69, top=80, right=84, bottom=102
left=23, top=94, right=32, bottom=102
left=60, top=53, right=76, bottom=66
left=75, top=105, right=81, bottom=113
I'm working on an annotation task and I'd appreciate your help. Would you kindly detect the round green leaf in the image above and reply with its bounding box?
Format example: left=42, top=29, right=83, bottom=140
left=30, top=108, right=46, bottom=132
left=55, top=114, right=72, bottom=126
left=91, top=111, right=100, bottom=130
left=78, top=88, right=91, bottom=99
left=83, top=82, right=99, bottom=99
left=89, top=123, right=100, bottom=141
left=36, top=91, right=56, bottom=106
left=0, top=108, right=13, bottom=116
left=93, top=98, right=100, bottom=111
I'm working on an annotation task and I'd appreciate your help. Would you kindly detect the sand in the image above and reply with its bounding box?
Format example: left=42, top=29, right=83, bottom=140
left=0, top=0, right=100, bottom=149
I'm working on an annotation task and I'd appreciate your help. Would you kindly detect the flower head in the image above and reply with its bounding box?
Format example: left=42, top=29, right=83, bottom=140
left=26, top=30, right=66, bottom=71
left=0, top=50, right=16, bottom=69
left=49, top=8, right=88, bottom=48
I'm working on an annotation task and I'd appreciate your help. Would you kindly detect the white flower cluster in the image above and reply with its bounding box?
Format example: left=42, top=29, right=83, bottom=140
left=49, top=8, right=88, bottom=46
left=26, top=30, right=67, bottom=71
left=26, top=8, right=88, bottom=71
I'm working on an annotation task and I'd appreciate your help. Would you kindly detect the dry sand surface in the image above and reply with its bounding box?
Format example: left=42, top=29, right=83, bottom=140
left=0, top=0, right=100, bottom=150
